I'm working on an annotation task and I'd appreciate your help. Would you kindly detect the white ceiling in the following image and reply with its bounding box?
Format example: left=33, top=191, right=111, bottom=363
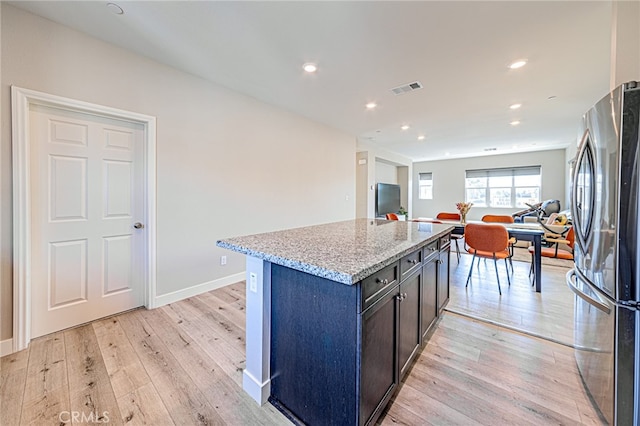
left=10, top=1, right=613, bottom=161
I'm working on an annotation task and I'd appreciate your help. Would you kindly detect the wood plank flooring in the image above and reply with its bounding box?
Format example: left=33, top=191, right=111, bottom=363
left=446, top=251, right=576, bottom=346
left=2, top=267, right=603, bottom=425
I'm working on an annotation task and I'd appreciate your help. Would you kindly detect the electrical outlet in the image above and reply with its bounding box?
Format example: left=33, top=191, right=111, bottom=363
left=250, top=273, right=258, bottom=293
left=220, top=255, right=227, bottom=265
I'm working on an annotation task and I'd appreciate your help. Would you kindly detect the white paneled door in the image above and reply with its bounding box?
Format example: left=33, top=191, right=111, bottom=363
left=29, top=105, right=145, bottom=338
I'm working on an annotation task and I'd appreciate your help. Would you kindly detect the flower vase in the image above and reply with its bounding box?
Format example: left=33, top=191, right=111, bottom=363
left=461, top=213, right=467, bottom=224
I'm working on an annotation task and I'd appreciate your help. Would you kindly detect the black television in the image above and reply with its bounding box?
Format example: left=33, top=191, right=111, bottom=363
left=376, top=183, right=401, bottom=216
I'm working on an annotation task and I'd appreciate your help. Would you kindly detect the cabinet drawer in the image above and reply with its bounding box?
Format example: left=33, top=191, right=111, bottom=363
left=440, top=234, right=451, bottom=250
left=422, top=239, right=439, bottom=260
left=361, top=262, right=399, bottom=311
left=400, top=249, right=422, bottom=280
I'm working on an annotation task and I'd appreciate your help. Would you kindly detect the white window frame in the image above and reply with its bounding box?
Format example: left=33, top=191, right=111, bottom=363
left=465, top=166, right=541, bottom=208
left=418, top=172, right=433, bottom=200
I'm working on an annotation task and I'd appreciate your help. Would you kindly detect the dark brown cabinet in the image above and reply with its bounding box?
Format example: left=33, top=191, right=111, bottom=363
left=269, top=233, right=451, bottom=426
left=421, top=251, right=439, bottom=339
left=360, top=287, right=397, bottom=424
left=398, top=269, right=421, bottom=378
left=437, top=237, right=451, bottom=312
left=361, top=260, right=422, bottom=424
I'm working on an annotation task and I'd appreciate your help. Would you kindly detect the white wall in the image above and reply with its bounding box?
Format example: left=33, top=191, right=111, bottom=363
left=375, top=161, right=398, bottom=184
left=0, top=2, right=4, bottom=348
left=412, top=149, right=567, bottom=220
left=356, top=142, right=413, bottom=218
left=610, top=1, right=640, bottom=90
left=0, top=5, right=356, bottom=341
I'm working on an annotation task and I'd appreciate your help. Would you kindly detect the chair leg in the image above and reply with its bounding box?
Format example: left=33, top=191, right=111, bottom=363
left=508, top=249, right=514, bottom=273
left=529, top=253, right=535, bottom=285
left=454, top=239, right=461, bottom=263
left=466, top=254, right=476, bottom=287
left=492, top=255, right=502, bottom=295
left=504, top=258, right=511, bottom=286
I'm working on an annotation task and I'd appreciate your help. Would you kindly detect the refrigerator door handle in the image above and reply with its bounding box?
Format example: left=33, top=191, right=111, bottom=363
left=566, top=269, right=611, bottom=314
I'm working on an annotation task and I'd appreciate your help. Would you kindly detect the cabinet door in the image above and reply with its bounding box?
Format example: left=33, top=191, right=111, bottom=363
left=398, top=270, right=421, bottom=378
left=360, top=288, right=397, bottom=425
left=421, top=256, right=438, bottom=340
left=437, top=246, right=450, bottom=311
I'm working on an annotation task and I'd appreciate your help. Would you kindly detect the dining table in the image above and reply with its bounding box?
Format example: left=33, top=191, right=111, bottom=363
left=415, top=218, right=545, bottom=292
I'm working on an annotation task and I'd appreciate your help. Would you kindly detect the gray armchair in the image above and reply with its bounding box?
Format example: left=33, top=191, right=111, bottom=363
left=512, top=199, right=561, bottom=222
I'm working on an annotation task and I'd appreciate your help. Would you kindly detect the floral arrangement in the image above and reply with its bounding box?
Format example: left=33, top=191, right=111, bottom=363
left=456, top=202, right=473, bottom=222
left=455, top=202, right=473, bottom=215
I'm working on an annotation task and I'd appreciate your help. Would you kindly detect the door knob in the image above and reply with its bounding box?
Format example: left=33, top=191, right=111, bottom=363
left=134, top=222, right=144, bottom=229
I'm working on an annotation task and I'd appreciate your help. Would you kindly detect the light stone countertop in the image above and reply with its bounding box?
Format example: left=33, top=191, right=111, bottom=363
left=217, top=218, right=454, bottom=285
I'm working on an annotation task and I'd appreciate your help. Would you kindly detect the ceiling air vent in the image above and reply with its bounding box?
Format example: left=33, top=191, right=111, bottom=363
left=391, top=81, right=423, bottom=95
left=484, top=148, right=497, bottom=152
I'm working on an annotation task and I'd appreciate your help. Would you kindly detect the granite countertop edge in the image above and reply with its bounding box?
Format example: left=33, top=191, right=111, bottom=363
left=217, top=225, right=454, bottom=285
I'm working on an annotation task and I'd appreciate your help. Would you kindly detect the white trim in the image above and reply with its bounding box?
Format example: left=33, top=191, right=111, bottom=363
left=1, top=339, right=14, bottom=357
left=152, top=272, right=246, bottom=307
left=243, top=368, right=271, bottom=406
left=243, top=257, right=271, bottom=405
left=11, top=86, right=157, bottom=352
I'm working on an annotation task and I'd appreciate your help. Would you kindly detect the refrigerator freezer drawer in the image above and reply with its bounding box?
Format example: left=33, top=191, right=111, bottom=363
left=568, top=269, right=615, bottom=424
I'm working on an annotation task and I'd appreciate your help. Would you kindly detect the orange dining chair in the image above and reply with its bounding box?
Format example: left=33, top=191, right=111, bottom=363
left=464, top=223, right=511, bottom=295
left=436, top=212, right=463, bottom=263
left=528, top=226, right=575, bottom=280
left=481, top=214, right=514, bottom=224
left=481, top=214, right=517, bottom=270
left=386, top=213, right=399, bottom=220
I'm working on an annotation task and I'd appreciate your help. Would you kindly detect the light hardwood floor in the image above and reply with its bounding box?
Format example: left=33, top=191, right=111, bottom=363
left=446, top=250, right=576, bottom=346
left=2, top=264, right=603, bottom=425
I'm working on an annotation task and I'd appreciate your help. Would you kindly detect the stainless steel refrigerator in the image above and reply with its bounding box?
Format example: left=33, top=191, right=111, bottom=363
left=567, top=81, right=640, bottom=425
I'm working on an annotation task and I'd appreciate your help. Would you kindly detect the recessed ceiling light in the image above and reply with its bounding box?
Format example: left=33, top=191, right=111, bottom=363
left=509, top=103, right=522, bottom=110
left=417, top=135, right=425, bottom=140
left=401, top=125, right=410, bottom=131
left=510, top=120, right=521, bottom=126
left=302, top=63, right=317, bottom=73
left=509, top=60, right=527, bottom=69
left=548, top=95, right=557, bottom=100
left=365, top=102, right=377, bottom=109
left=106, top=2, right=124, bottom=15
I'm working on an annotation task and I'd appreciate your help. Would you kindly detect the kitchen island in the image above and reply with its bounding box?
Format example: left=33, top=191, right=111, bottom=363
left=217, top=219, right=454, bottom=425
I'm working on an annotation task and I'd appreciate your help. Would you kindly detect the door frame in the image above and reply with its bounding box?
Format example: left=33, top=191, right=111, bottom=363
left=11, top=86, right=157, bottom=352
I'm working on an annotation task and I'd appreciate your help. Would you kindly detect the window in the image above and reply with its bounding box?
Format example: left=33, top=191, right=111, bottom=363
left=418, top=172, right=433, bottom=199
left=465, top=166, right=541, bottom=208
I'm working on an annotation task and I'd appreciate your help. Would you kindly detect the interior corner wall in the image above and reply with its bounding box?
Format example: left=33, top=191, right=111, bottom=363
left=0, top=1, right=5, bottom=346
left=412, top=149, right=567, bottom=221
left=610, top=0, right=640, bottom=90
left=0, top=5, right=356, bottom=341
left=397, top=166, right=409, bottom=214
left=356, top=152, right=370, bottom=218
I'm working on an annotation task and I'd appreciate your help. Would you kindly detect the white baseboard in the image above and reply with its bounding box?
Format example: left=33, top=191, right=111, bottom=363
left=1, top=338, right=14, bottom=357
left=0, top=273, right=246, bottom=357
left=152, top=272, right=246, bottom=308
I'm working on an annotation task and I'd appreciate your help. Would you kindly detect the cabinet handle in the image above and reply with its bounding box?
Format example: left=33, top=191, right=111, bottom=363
left=430, top=247, right=437, bottom=252
left=396, top=293, right=407, bottom=302
left=403, top=292, right=408, bottom=299
left=376, top=278, right=389, bottom=285
left=408, top=259, right=418, bottom=265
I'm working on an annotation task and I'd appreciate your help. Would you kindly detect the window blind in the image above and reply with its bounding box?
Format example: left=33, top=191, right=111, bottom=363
left=465, top=166, right=541, bottom=179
